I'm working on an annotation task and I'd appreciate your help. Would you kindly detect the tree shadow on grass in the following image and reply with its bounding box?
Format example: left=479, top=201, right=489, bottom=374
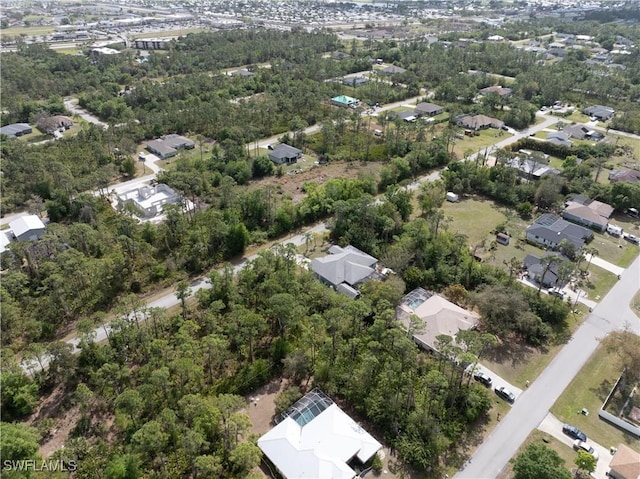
left=485, top=338, right=541, bottom=369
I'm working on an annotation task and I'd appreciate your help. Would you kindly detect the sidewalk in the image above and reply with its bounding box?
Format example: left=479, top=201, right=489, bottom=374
left=585, top=254, right=624, bottom=276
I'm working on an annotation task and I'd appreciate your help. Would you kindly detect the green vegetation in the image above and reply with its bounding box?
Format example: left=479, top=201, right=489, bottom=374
left=551, top=343, right=640, bottom=449
left=512, top=442, right=572, bottom=479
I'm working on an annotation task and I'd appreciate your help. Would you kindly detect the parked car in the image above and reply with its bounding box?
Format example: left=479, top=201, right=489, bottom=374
left=562, top=424, right=587, bottom=442
left=573, top=440, right=599, bottom=460
left=494, top=386, right=516, bottom=403
left=548, top=288, right=566, bottom=298
left=623, top=233, right=640, bottom=245
left=473, top=371, right=492, bottom=387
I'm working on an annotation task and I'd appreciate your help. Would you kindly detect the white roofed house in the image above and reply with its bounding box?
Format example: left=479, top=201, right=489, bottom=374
left=311, top=245, right=379, bottom=299
left=9, top=215, right=46, bottom=242
left=257, top=389, right=382, bottom=479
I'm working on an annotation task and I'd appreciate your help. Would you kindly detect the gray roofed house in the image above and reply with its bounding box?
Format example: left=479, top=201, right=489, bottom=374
left=523, top=252, right=569, bottom=288
left=311, top=245, right=378, bottom=298
left=414, top=102, right=444, bottom=117
left=478, top=85, right=513, bottom=97
left=268, top=143, right=303, bottom=165
left=563, top=124, right=604, bottom=141
left=342, top=76, right=368, bottom=88
left=562, top=195, right=614, bottom=232
left=0, top=123, right=32, bottom=138
left=526, top=213, right=594, bottom=250
left=609, top=169, right=640, bottom=184
left=146, top=134, right=194, bottom=159
left=381, top=65, right=406, bottom=75
left=396, top=288, right=478, bottom=352
left=546, top=131, right=573, bottom=148
left=456, top=114, right=503, bottom=130
left=506, top=157, right=559, bottom=180
left=583, top=105, right=615, bottom=121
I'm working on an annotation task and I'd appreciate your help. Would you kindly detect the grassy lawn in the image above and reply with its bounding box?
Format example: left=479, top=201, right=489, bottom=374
left=582, top=264, right=618, bottom=302
left=55, top=47, right=82, bottom=55
left=16, top=127, right=49, bottom=143
left=590, top=229, right=640, bottom=268
left=497, top=430, right=577, bottom=479
left=442, top=197, right=508, bottom=246
left=1, top=25, right=55, bottom=36
left=551, top=344, right=640, bottom=450
left=560, top=111, right=591, bottom=124
left=451, top=128, right=511, bottom=158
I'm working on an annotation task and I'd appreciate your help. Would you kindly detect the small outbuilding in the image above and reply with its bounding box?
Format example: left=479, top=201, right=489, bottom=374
left=446, top=192, right=459, bottom=203
left=496, top=233, right=510, bottom=245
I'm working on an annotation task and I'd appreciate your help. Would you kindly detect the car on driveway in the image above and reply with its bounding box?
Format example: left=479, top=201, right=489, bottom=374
left=562, top=424, right=587, bottom=442
left=548, top=287, right=566, bottom=298
left=573, top=440, right=599, bottom=460
left=494, top=386, right=516, bottom=403
left=473, top=371, right=492, bottom=387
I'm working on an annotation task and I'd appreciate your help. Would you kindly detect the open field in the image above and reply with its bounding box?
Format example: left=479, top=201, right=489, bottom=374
left=551, top=344, right=640, bottom=450
left=496, top=430, right=578, bottom=479
left=442, top=197, right=508, bottom=246
left=0, top=25, right=55, bottom=36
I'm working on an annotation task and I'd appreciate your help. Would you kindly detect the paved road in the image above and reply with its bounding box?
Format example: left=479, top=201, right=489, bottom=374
left=64, top=98, right=109, bottom=129
left=455, top=254, right=640, bottom=479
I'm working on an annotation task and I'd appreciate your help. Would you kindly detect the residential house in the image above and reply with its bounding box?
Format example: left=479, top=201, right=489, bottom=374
left=311, top=245, right=378, bottom=299
left=380, top=65, right=406, bottom=75
left=342, top=76, right=368, bottom=88
left=396, top=111, right=417, bottom=123
left=607, top=444, right=640, bottom=479
left=258, top=389, right=382, bottom=479
left=396, top=288, right=478, bottom=352
left=36, top=115, right=74, bottom=135
left=506, top=157, right=559, bottom=180
left=547, top=47, right=568, bottom=57
left=9, top=215, right=46, bottom=242
left=609, top=169, right=640, bottom=184
left=414, top=102, right=444, bottom=117
left=331, top=95, right=359, bottom=108
left=456, top=114, right=504, bottom=130
left=478, top=85, right=513, bottom=97
left=91, top=47, right=119, bottom=56
left=268, top=143, right=303, bottom=165
left=115, top=183, right=186, bottom=219
left=229, top=68, right=253, bottom=77
left=146, top=134, right=194, bottom=159
left=562, top=195, right=614, bottom=232
left=583, top=105, right=615, bottom=121
left=0, top=231, right=11, bottom=254
left=563, top=124, right=604, bottom=141
left=546, top=131, right=573, bottom=148
left=523, top=253, right=569, bottom=288
left=526, top=213, right=593, bottom=250
left=0, top=123, right=32, bottom=138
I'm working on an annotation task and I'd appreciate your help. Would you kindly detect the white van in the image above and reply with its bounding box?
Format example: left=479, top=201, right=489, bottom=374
left=627, top=208, right=639, bottom=218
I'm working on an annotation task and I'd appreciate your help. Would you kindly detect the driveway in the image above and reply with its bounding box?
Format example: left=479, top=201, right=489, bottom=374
left=469, top=364, right=522, bottom=404
left=64, top=98, right=109, bottom=129
left=538, top=413, right=612, bottom=479
left=585, top=254, right=624, bottom=276
left=516, top=276, right=598, bottom=310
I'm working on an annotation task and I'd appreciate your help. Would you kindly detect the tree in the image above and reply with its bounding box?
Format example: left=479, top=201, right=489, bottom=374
left=176, top=281, right=193, bottom=320
left=513, top=443, right=572, bottom=479
left=575, top=450, right=596, bottom=477
left=602, top=329, right=640, bottom=384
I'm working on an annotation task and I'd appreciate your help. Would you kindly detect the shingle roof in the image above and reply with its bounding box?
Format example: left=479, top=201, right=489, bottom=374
left=609, top=444, right=640, bottom=479
left=311, top=245, right=377, bottom=287
left=527, top=213, right=593, bottom=248
left=269, top=143, right=302, bottom=160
